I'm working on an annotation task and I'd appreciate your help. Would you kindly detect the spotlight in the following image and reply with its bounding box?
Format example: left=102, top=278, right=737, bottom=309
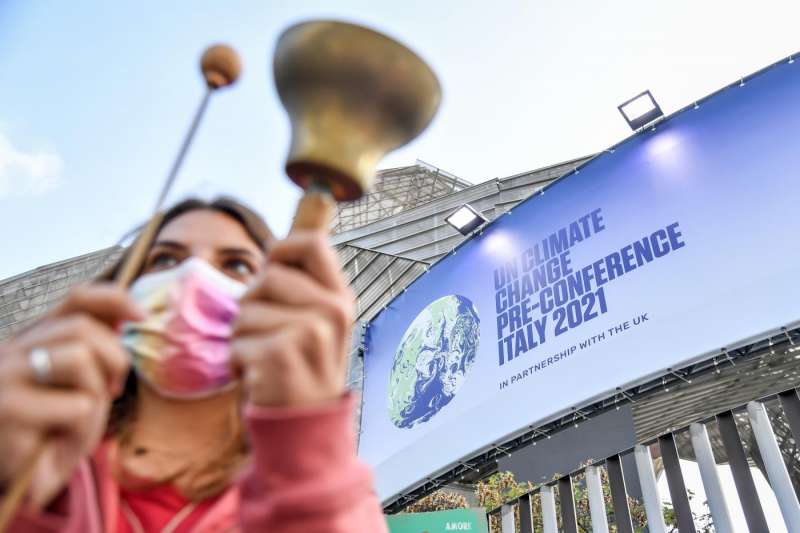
left=445, top=204, right=487, bottom=235
left=618, top=90, right=663, bottom=130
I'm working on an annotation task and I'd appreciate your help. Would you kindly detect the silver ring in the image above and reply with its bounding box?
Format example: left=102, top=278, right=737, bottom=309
left=28, top=347, right=53, bottom=385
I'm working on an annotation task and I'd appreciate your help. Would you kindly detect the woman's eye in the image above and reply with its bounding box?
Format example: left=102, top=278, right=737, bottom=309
left=223, top=259, right=254, bottom=277
left=149, top=253, right=179, bottom=270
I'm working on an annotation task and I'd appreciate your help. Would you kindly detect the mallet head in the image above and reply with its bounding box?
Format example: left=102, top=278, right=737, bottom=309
left=201, top=44, right=242, bottom=89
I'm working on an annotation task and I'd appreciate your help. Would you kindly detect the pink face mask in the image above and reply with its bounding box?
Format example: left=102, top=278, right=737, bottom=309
left=121, top=258, right=247, bottom=399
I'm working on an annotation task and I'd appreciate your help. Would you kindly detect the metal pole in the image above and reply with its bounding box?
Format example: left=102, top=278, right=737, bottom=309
left=500, top=503, right=515, bottom=533
left=689, top=423, right=735, bottom=533
left=585, top=466, right=610, bottom=533
left=517, top=494, right=534, bottom=533
left=559, top=476, right=578, bottom=533
left=633, top=444, right=668, bottom=533
left=606, top=455, right=634, bottom=533
left=658, top=433, right=697, bottom=533
left=154, top=88, right=212, bottom=211
left=779, top=389, right=800, bottom=442
left=747, top=401, right=800, bottom=530
left=717, top=410, right=770, bottom=532
left=540, top=486, right=558, bottom=533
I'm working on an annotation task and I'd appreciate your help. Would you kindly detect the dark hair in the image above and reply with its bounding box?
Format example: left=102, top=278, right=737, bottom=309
left=104, top=196, right=273, bottom=500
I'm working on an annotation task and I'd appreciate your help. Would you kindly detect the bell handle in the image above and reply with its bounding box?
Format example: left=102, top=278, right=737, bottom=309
left=290, top=180, right=336, bottom=233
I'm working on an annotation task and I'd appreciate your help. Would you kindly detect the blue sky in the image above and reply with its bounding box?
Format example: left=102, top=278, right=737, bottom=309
left=1, top=1, right=798, bottom=279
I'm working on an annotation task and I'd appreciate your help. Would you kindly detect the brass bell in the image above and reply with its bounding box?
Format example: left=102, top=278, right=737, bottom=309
left=274, top=20, right=442, bottom=229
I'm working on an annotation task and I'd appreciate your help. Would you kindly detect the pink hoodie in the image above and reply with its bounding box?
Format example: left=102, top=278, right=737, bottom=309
left=9, top=395, right=388, bottom=532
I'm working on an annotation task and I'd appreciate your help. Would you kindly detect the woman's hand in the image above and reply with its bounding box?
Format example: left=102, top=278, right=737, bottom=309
left=0, top=285, right=140, bottom=509
left=232, top=231, right=356, bottom=408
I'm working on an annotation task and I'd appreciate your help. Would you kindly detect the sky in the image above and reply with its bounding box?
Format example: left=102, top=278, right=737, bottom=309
left=1, top=0, right=798, bottom=280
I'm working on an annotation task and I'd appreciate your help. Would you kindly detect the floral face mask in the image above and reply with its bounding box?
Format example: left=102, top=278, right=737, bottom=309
left=121, top=257, right=247, bottom=399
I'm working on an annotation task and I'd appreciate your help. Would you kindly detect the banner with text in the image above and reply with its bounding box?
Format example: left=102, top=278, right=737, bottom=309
left=360, top=57, right=800, bottom=501
left=386, top=509, right=488, bottom=533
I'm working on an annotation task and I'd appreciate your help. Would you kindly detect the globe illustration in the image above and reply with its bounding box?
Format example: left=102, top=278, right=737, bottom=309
left=388, top=295, right=480, bottom=429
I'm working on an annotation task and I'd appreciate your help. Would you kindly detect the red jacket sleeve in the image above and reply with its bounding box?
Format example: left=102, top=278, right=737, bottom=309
left=238, top=394, right=387, bottom=533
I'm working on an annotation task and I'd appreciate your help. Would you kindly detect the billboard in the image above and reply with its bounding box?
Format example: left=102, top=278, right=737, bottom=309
left=386, top=509, right=488, bottom=533
left=359, top=56, right=800, bottom=502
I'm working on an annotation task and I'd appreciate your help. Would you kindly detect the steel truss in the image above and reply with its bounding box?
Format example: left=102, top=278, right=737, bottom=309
left=331, top=161, right=471, bottom=234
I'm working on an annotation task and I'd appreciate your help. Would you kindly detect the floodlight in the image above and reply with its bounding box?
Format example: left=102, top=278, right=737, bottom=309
left=618, top=90, right=663, bottom=130
left=445, top=204, right=486, bottom=235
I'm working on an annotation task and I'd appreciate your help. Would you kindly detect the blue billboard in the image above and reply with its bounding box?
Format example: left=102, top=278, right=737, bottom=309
left=359, top=56, right=800, bottom=502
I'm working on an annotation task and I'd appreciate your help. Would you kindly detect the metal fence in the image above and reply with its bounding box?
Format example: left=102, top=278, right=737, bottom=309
left=487, top=388, right=800, bottom=532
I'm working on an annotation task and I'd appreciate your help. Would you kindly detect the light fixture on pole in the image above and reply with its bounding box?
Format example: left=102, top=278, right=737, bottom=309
left=618, top=90, right=663, bottom=130
left=445, top=204, right=487, bottom=235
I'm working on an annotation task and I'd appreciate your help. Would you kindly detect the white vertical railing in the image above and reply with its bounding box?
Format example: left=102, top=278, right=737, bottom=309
left=747, top=401, right=800, bottom=531
left=634, top=444, right=668, bottom=533
left=689, top=422, right=735, bottom=533
left=500, top=503, right=515, bottom=533
left=585, top=465, right=610, bottom=533
left=540, top=485, right=558, bottom=533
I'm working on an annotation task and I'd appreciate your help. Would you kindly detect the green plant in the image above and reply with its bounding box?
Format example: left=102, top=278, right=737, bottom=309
left=402, top=489, right=469, bottom=513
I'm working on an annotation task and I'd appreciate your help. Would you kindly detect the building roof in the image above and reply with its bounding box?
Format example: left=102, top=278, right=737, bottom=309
left=0, top=247, right=123, bottom=340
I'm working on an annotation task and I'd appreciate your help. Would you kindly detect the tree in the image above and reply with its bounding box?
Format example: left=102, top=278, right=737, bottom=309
left=402, top=489, right=469, bottom=513
left=474, top=471, right=531, bottom=533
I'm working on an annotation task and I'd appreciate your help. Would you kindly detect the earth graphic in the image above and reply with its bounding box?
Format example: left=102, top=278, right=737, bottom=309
left=388, top=295, right=480, bottom=429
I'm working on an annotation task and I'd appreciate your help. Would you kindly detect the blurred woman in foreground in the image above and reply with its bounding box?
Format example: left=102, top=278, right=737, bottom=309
left=0, top=197, right=386, bottom=532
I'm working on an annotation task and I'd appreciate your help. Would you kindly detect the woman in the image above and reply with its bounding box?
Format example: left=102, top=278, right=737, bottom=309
left=0, top=198, right=386, bottom=532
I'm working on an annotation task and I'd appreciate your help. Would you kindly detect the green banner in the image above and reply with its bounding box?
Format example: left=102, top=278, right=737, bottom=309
left=386, top=508, right=488, bottom=532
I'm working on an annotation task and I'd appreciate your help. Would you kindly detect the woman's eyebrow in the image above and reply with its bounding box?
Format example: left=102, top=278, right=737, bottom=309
left=151, top=240, right=189, bottom=251
left=218, top=247, right=259, bottom=257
